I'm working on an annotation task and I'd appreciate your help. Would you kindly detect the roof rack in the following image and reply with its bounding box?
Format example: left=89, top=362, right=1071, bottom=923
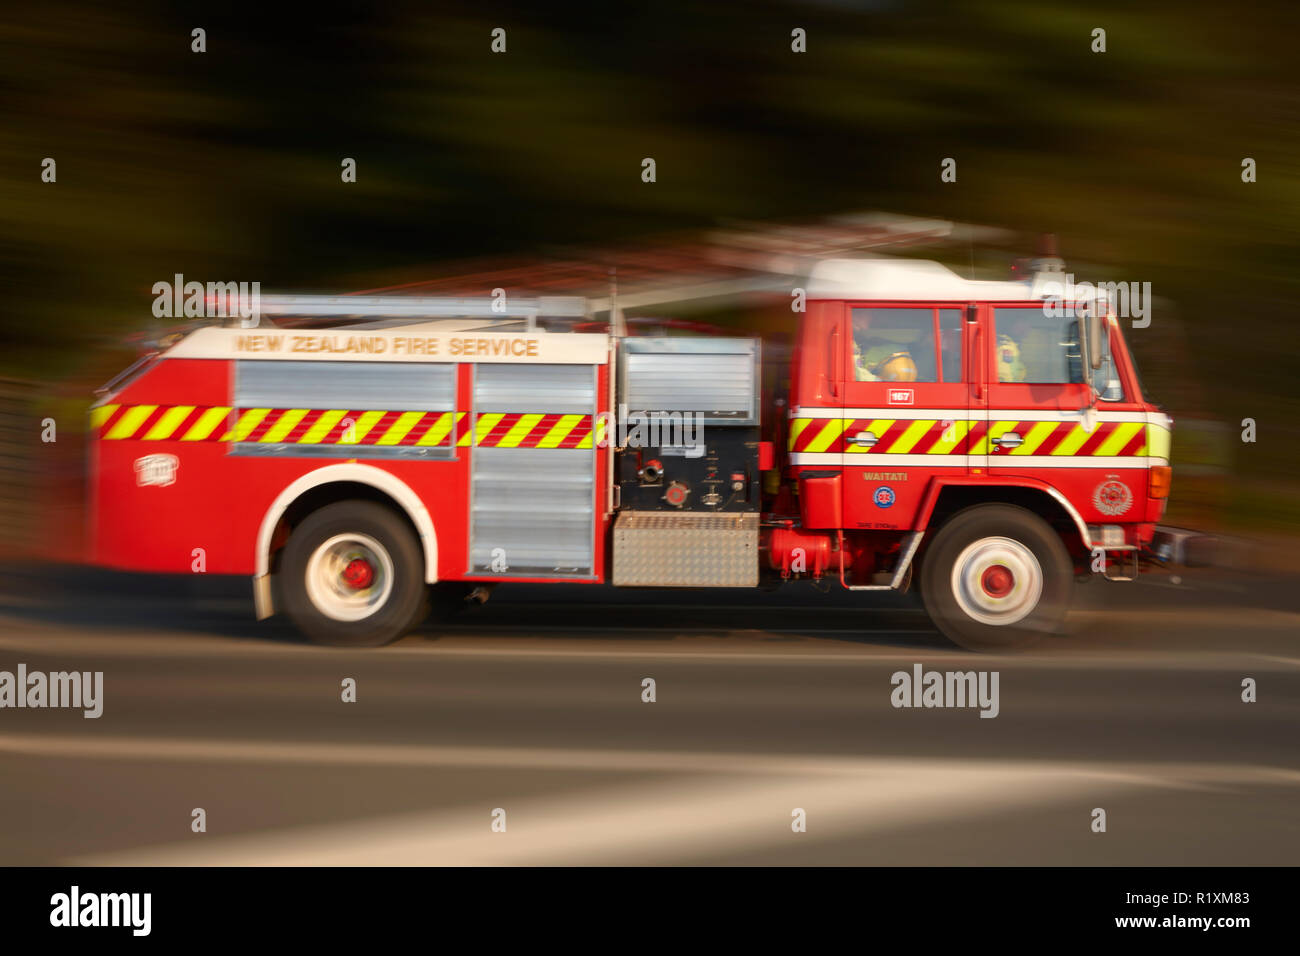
left=225, top=294, right=591, bottom=330
left=257, top=294, right=587, bottom=318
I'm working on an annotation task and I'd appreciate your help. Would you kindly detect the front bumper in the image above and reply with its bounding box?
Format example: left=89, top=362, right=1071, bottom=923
left=1148, top=526, right=1228, bottom=568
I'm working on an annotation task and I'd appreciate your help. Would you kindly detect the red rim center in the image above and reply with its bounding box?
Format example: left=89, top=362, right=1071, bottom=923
left=342, top=558, right=375, bottom=590
left=981, top=564, right=1014, bottom=598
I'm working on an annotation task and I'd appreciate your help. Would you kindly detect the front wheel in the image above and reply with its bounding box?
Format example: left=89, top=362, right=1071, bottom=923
left=280, top=500, right=429, bottom=647
left=919, top=504, right=1072, bottom=651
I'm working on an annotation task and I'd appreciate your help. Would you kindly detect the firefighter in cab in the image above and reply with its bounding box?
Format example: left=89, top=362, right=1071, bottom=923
left=853, top=339, right=918, bottom=382
left=997, top=333, right=1027, bottom=382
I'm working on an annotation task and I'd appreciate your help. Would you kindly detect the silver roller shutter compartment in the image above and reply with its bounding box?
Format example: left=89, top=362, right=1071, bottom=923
left=235, top=361, right=456, bottom=411
left=619, top=338, right=758, bottom=424
left=232, top=361, right=458, bottom=459
left=469, top=364, right=596, bottom=577
left=473, top=363, right=595, bottom=414
left=469, top=448, right=594, bottom=575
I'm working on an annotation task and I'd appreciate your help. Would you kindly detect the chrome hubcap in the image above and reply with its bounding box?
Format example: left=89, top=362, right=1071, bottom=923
left=305, top=533, right=394, bottom=622
left=951, top=536, right=1042, bottom=626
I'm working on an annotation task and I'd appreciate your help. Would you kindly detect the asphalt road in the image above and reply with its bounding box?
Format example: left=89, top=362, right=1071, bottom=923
left=0, top=564, right=1296, bottom=865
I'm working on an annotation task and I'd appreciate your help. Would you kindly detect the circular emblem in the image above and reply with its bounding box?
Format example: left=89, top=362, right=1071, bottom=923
left=1093, top=479, right=1132, bottom=516
left=873, top=486, right=896, bottom=508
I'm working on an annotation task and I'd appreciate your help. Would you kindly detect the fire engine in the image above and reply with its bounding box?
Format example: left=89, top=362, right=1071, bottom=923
left=88, top=252, right=1174, bottom=650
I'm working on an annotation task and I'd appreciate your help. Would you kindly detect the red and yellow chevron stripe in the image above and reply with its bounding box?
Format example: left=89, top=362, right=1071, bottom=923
left=91, top=405, right=597, bottom=449
left=787, top=417, right=1153, bottom=457
left=458, top=412, right=596, bottom=448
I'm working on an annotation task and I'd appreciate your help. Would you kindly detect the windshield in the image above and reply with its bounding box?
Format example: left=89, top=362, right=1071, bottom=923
left=993, top=305, right=1136, bottom=402
left=992, top=306, right=1083, bottom=384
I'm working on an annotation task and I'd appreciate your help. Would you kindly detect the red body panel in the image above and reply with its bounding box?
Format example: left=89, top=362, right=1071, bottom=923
left=90, top=357, right=609, bottom=583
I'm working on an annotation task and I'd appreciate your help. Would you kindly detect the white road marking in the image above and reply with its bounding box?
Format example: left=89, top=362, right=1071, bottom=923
left=1252, top=655, right=1300, bottom=668
left=0, top=620, right=1296, bottom=671
left=27, top=733, right=1291, bottom=866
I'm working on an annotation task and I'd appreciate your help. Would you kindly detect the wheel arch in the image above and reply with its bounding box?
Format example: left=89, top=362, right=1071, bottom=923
left=255, top=465, right=439, bottom=584
left=917, top=478, right=1092, bottom=556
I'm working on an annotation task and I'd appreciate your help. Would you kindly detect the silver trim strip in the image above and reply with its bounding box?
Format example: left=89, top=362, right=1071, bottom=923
left=1046, top=487, right=1092, bottom=550
left=231, top=443, right=456, bottom=461
left=252, top=574, right=274, bottom=620
left=789, top=453, right=1165, bottom=468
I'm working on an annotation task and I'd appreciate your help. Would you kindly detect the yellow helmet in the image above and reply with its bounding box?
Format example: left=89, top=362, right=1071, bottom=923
left=872, top=351, right=918, bottom=382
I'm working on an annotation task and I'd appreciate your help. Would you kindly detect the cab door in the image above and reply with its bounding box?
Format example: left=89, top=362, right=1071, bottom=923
left=839, top=303, right=972, bottom=531
left=985, top=303, right=1149, bottom=524
left=983, top=302, right=1091, bottom=463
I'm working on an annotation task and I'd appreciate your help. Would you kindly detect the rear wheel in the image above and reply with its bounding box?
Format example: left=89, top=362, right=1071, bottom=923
left=919, top=504, right=1072, bottom=651
left=281, top=501, right=428, bottom=647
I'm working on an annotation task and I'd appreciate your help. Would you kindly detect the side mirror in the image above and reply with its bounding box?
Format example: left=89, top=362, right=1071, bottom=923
left=1073, top=312, right=1091, bottom=383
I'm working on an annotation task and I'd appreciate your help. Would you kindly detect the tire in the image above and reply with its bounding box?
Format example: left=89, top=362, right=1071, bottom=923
left=280, top=500, right=429, bottom=647
left=919, top=504, right=1072, bottom=651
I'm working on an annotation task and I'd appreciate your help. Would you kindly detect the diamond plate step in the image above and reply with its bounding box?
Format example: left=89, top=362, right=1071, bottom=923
left=613, top=511, right=758, bottom=587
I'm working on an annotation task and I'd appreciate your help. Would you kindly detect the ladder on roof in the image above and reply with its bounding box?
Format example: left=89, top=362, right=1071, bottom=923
left=256, top=294, right=588, bottom=318
left=220, top=294, right=591, bottom=330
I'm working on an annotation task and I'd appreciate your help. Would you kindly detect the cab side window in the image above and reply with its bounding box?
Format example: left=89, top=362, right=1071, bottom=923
left=850, top=308, right=938, bottom=383
left=993, top=306, right=1082, bottom=384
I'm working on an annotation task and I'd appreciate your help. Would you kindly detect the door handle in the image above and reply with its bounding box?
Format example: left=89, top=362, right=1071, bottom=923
left=849, top=431, right=878, bottom=448
left=991, top=431, right=1023, bottom=449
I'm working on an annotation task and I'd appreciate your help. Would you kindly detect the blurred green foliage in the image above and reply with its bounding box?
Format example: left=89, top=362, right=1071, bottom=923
left=3, top=0, right=1298, bottom=491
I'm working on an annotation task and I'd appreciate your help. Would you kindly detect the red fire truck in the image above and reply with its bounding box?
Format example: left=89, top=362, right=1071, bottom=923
left=88, top=254, right=1173, bottom=650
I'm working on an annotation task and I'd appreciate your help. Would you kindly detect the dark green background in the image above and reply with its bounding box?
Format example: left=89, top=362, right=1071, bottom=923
left=4, top=1, right=1297, bottom=522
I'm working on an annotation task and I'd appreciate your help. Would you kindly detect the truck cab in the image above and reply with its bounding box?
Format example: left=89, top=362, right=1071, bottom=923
left=780, top=257, right=1171, bottom=647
